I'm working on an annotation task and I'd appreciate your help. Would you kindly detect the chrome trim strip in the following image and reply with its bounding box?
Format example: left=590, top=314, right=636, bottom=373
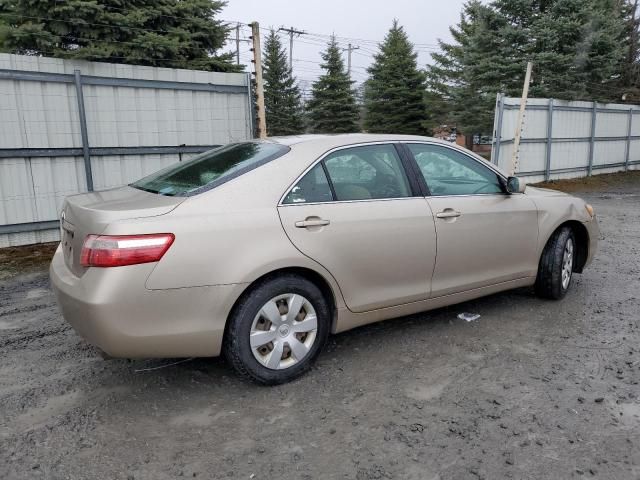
left=278, top=196, right=422, bottom=207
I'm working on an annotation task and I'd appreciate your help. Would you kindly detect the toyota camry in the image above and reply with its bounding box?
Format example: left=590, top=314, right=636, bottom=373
left=50, top=134, right=598, bottom=384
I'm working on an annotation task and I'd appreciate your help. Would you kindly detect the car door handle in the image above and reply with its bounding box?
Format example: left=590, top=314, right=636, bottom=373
left=295, top=218, right=330, bottom=228
left=436, top=210, right=461, bottom=219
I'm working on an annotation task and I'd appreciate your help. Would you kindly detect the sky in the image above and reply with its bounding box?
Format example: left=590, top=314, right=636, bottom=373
left=221, top=0, right=468, bottom=98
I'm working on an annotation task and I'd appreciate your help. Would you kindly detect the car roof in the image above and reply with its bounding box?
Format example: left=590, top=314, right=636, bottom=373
left=263, top=133, right=452, bottom=148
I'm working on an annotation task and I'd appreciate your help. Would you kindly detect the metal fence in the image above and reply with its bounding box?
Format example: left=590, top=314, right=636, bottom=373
left=491, top=95, right=640, bottom=183
left=0, top=54, right=253, bottom=247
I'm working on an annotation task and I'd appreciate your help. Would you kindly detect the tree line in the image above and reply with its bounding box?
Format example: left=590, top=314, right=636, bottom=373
left=1, top=0, right=638, bottom=141
left=265, top=20, right=426, bottom=136
left=266, top=0, right=639, bottom=141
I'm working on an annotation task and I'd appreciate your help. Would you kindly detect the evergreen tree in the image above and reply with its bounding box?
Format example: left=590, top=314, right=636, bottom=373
left=0, top=0, right=240, bottom=72
left=262, top=30, right=304, bottom=136
left=427, top=0, right=628, bottom=136
left=612, top=0, right=639, bottom=101
left=425, top=2, right=504, bottom=140
left=364, top=20, right=427, bottom=134
left=306, top=37, right=359, bottom=133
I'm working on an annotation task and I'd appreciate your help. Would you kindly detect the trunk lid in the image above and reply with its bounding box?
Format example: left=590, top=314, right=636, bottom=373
left=59, top=186, right=184, bottom=276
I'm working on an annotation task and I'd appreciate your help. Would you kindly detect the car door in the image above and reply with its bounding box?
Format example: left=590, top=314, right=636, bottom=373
left=277, top=143, right=437, bottom=313
left=404, top=142, right=539, bottom=298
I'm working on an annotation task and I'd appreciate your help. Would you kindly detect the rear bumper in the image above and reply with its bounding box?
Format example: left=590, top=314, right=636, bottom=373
left=50, top=246, right=247, bottom=358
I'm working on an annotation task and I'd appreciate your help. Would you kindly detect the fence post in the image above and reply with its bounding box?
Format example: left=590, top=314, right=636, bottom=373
left=246, top=72, right=255, bottom=139
left=625, top=108, right=633, bottom=171
left=492, top=93, right=505, bottom=166
left=73, top=70, right=94, bottom=191
left=544, top=99, right=554, bottom=181
left=587, top=102, right=597, bottom=176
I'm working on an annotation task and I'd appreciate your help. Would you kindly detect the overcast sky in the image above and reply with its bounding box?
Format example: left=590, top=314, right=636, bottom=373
left=221, top=0, right=467, bottom=97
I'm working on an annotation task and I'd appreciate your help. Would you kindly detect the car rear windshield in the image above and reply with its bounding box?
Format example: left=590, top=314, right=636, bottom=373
left=131, top=142, right=290, bottom=196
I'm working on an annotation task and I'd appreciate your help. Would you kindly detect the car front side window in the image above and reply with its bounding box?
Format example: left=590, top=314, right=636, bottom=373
left=407, top=144, right=504, bottom=196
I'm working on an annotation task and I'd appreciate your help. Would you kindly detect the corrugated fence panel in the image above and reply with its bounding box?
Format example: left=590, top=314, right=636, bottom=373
left=0, top=158, right=37, bottom=224
left=593, top=140, right=626, bottom=167
left=92, top=154, right=184, bottom=190
left=0, top=53, right=251, bottom=246
left=552, top=110, right=591, bottom=139
left=31, top=156, right=88, bottom=220
left=516, top=143, right=546, bottom=174
left=550, top=142, right=590, bottom=171
left=595, top=112, right=628, bottom=138
left=492, top=95, right=640, bottom=181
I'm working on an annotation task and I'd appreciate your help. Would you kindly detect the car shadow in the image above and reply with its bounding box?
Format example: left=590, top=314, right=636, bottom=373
left=107, top=285, right=538, bottom=391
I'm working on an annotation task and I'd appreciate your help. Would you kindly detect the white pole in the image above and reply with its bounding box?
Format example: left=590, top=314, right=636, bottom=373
left=251, top=22, right=267, bottom=139
left=511, top=61, right=533, bottom=176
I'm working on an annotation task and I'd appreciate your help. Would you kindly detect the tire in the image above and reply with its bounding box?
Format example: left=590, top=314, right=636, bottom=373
left=223, top=274, right=330, bottom=385
left=535, top=226, right=576, bottom=300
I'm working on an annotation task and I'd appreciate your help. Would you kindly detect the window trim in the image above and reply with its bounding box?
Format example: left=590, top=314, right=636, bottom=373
left=402, top=141, right=514, bottom=198
left=278, top=141, right=420, bottom=206
left=319, top=161, right=338, bottom=201
left=395, top=143, right=431, bottom=196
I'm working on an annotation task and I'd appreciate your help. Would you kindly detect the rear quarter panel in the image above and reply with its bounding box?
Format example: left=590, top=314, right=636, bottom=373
left=105, top=152, right=348, bottom=310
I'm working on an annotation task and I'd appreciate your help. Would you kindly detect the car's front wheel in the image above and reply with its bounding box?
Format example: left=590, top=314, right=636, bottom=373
left=535, top=226, right=576, bottom=300
left=223, top=274, right=329, bottom=385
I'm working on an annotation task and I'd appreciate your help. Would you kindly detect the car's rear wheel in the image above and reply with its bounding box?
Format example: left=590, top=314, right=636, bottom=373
left=223, top=274, right=329, bottom=385
left=535, top=226, right=576, bottom=300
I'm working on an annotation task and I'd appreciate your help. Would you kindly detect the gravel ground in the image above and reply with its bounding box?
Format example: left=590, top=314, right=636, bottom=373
left=1, top=176, right=639, bottom=480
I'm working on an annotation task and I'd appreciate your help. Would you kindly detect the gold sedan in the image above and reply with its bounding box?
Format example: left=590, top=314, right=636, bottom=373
left=50, top=134, right=598, bottom=384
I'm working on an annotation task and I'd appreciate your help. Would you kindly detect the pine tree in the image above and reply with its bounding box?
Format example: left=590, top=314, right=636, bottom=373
left=0, top=0, right=240, bottom=72
left=619, top=0, right=640, bottom=99
left=262, top=30, right=304, bottom=136
left=426, top=1, right=528, bottom=139
left=364, top=20, right=426, bottom=134
left=306, top=37, right=360, bottom=133
left=427, top=0, right=628, bottom=136
left=521, top=0, right=626, bottom=101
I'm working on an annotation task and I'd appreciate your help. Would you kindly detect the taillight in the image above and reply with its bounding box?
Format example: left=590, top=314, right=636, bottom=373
left=80, top=233, right=175, bottom=268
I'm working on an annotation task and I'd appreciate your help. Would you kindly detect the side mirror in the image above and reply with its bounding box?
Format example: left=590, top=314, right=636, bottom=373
left=506, top=176, right=526, bottom=194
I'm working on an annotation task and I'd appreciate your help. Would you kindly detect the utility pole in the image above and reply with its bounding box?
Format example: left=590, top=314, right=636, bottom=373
left=235, top=23, right=241, bottom=65
left=234, top=23, right=251, bottom=66
left=250, top=22, right=267, bottom=139
left=511, top=61, right=533, bottom=176
left=342, top=43, right=360, bottom=76
left=278, top=26, right=305, bottom=71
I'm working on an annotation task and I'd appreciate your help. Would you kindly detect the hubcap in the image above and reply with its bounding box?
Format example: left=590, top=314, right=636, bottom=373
left=561, top=238, right=574, bottom=290
left=250, top=294, right=318, bottom=370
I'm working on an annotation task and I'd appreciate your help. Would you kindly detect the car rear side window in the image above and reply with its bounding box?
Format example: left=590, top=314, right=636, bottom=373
left=131, top=142, right=290, bottom=196
left=282, top=163, right=334, bottom=204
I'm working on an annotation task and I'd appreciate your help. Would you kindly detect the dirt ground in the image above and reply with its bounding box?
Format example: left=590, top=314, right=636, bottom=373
left=1, top=173, right=639, bottom=480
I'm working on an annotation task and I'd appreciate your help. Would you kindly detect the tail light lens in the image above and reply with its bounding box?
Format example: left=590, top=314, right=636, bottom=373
left=80, top=233, right=175, bottom=268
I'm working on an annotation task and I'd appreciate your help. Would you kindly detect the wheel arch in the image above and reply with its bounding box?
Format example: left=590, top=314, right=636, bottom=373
left=223, top=266, right=339, bottom=343
left=544, top=220, right=590, bottom=273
